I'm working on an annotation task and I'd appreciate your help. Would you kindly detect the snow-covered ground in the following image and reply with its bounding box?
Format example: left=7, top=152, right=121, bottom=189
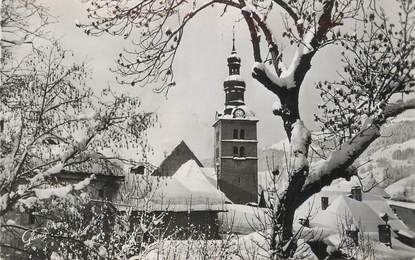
left=138, top=232, right=318, bottom=260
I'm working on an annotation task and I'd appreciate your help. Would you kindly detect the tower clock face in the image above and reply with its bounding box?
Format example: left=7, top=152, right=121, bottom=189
left=233, top=108, right=246, bottom=118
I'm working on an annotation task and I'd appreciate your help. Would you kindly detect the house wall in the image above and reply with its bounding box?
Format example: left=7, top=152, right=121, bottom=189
left=0, top=176, right=122, bottom=259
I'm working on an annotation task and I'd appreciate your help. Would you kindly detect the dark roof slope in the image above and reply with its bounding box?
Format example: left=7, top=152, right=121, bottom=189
left=153, top=141, right=203, bottom=176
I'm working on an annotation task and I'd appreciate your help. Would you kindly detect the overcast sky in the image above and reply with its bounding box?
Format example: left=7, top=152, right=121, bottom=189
left=41, top=0, right=412, bottom=165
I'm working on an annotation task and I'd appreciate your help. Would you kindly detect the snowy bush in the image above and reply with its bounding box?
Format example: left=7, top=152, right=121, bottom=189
left=0, top=41, right=155, bottom=220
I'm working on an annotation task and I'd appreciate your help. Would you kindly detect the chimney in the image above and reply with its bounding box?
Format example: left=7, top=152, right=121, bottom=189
left=378, top=224, right=392, bottom=248
left=321, top=196, right=329, bottom=210
left=351, top=186, right=362, bottom=201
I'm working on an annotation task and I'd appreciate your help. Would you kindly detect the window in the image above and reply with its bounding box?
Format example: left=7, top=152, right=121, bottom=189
left=233, top=129, right=238, bottom=139
left=240, top=129, right=245, bottom=139
left=215, top=147, right=219, bottom=158
left=28, top=211, right=35, bottom=225
left=216, top=131, right=220, bottom=142
left=239, top=146, right=245, bottom=157
left=233, top=146, right=238, bottom=156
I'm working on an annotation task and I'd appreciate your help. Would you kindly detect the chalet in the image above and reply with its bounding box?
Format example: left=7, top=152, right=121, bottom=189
left=0, top=159, right=125, bottom=260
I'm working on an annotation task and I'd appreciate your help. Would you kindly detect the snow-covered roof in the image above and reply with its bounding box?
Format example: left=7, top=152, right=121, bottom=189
left=363, top=198, right=408, bottom=232
left=296, top=189, right=409, bottom=232
left=310, top=195, right=385, bottom=233
left=388, top=200, right=415, bottom=210
left=224, top=74, right=245, bottom=83
left=118, top=160, right=228, bottom=212
left=64, top=157, right=126, bottom=177
left=200, top=167, right=216, bottom=187
left=216, top=105, right=257, bottom=121
left=227, top=51, right=241, bottom=63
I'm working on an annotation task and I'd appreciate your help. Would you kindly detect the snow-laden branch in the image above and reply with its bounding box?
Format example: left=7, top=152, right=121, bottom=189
left=33, top=174, right=95, bottom=200
left=27, top=114, right=100, bottom=186
left=252, top=31, right=313, bottom=90
left=291, top=120, right=311, bottom=172
left=252, top=0, right=337, bottom=93
left=300, top=98, right=415, bottom=203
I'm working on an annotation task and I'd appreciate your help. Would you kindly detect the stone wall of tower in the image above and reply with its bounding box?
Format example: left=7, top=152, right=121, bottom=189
left=219, top=159, right=258, bottom=203
left=220, top=120, right=257, bottom=140
left=213, top=119, right=258, bottom=204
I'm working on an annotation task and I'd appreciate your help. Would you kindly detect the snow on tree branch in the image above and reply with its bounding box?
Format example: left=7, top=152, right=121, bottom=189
left=291, top=120, right=311, bottom=173
left=251, top=0, right=350, bottom=92
left=80, top=0, right=244, bottom=92
left=80, top=0, right=414, bottom=258
left=315, top=1, right=415, bottom=147
left=0, top=43, right=155, bottom=217
left=252, top=28, right=314, bottom=90
left=302, top=98, right=415, bottom=203
left=33, top=174, right=95, bottom=200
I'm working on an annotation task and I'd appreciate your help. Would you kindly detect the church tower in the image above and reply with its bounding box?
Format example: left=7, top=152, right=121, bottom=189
left=213, top=35, right=258, bottom=204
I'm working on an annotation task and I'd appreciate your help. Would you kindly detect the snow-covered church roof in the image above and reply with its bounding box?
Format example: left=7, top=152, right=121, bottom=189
left=117, top=160, right=228, bottom=212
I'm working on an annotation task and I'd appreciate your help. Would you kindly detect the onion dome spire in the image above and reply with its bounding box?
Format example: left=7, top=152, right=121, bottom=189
left=223, top=27, right=246, bottom=113
left=227, top=26, right=242, bottom=75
